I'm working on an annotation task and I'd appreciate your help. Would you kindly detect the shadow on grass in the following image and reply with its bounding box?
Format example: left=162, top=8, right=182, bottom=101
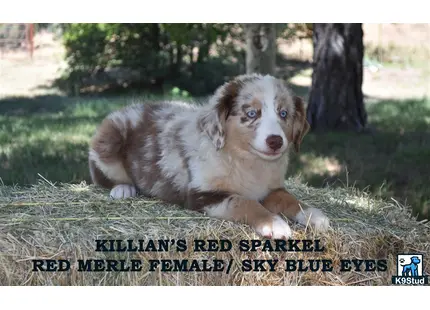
left=0, top=95, right=128, bottom=186
left=0, top=137, right=92, bottom=185
left=0, top=95, right=72, bottom=116
left=287, top=97, right=430, bottom=221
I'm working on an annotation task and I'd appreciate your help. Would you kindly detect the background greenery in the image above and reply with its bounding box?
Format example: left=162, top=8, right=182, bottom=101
left=54, top=23, right=313, bottom=96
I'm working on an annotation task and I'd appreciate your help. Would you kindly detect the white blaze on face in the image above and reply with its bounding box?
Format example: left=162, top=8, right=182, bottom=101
left=250, top=77, right=288, bottom=158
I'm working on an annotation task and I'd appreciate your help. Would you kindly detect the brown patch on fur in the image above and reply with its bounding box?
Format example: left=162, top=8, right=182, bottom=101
left=229, top=101, right=243, bottom=117
left=240, top=116, right=248, bottom=123
left=125, top=104, right=160, bottom=189
left=217, top=80, right=241, bottom=120
left=209, top=177, right=236, bottom=193
left=229, top=109, right=238, bottom=117
left=223, top=113, right=256, bottom=156
left=88, top=158, right=114, bottom=189
left=187, top=189, right=279, bottom=235
left=249, top=117, right=260, bottom=127
left=198, top=79, right=245, bottom=150
left=89, top=103, right=187, bottom=204
left=89, top=112, right=136, bottom=188
left=90, top=118, right=124, bottom=164
left=173, top=121, right=192, bottom=190
left=228, top=196, right=275, bottom=225
left=207, top=195, right=280, bottom=234
left=130, top=104, right=184, bottom=204
left=222, top=92, right=266, bottom=155
left=261, top=188, right=303, bottom=219
left=186, top=189, right=232, bottom=211
left=240, top=100, right=262, bottom=125
left=212, top=75, right=261, bottom=123
left=250, top=98, right=262, bottom=110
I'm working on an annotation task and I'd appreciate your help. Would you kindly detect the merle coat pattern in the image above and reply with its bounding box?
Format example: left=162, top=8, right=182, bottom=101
left=89, top=74, right=330, bottom=239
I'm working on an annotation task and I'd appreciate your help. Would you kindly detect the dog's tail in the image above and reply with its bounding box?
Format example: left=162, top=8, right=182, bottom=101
left=88, top=105, right=144, bottom=188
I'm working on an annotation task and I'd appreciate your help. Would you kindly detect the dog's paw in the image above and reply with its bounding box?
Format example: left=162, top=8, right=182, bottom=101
left=294, top=207, right=330, bottom=232
left=110, top=184, right=137, bottom=199
left=255, top=215, right=292, bottom=239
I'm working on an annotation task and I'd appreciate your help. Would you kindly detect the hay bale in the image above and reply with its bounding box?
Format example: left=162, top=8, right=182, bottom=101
left=0, top=179, right=429, bottom=286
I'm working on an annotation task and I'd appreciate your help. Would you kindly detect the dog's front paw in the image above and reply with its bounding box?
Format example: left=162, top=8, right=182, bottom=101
left=294, top=207, right=330, bottom=232
left=110, top=184, right=137, bottom=199
left=255, top=215, right=292, bottom=239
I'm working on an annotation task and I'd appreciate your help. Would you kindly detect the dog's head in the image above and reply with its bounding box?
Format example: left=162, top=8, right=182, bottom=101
left=411, top=256, right=421, bottom=264
left=198, top=74, right=310, bottom=160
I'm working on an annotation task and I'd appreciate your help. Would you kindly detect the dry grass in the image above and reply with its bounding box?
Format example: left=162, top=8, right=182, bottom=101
left=1, top=178, right=429, bottom=286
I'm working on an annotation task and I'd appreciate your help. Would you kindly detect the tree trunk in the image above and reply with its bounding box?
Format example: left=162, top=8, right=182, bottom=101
left=244, top=23, right=276, bottom=75
left=170, top=43, right=182, bottom=78
left=307, top=23, right=367, bottom=132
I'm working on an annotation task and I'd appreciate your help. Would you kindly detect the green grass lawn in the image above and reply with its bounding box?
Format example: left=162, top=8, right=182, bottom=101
left=0, top=94, right=429, bottom=221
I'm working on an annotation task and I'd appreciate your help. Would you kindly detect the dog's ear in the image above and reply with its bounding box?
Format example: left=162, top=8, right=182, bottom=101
left=292, top=96, right=310, bottom=153
left=198, top=80, right=240, bottom=150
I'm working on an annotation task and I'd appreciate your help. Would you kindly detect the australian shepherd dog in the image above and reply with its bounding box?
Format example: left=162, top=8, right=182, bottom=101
left=89, top=74, right=330, bottom=239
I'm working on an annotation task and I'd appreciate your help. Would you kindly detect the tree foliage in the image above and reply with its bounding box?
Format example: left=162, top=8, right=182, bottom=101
left=60, top=23, right=312, bottom=95
left=61, top=23, right=245, bottom=95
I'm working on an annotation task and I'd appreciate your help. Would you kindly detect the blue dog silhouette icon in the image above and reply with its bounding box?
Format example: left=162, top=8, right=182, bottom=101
left=401, top=256, right=420, bottom=277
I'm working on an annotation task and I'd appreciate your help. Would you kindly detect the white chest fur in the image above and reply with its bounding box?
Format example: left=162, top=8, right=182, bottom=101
left=189, top=148, right=289, bottom=201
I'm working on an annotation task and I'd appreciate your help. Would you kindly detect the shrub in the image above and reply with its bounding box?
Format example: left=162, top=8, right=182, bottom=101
left=60, top=23, right=245, bottom=95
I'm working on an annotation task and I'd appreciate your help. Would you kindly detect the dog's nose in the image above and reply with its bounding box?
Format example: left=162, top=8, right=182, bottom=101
left=265, top=135, right=283, bottom=151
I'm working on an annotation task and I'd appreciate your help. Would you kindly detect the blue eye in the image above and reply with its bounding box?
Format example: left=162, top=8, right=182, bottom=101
left=279, top=110, right=288, bottom=119
left=247, top=110, right=257, bottom=118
